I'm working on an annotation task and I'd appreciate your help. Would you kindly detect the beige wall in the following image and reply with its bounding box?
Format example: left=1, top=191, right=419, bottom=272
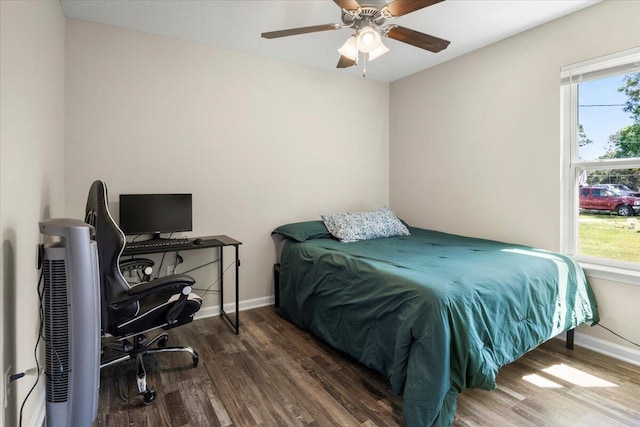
left=65, top=19, right=389, bottom=311
left=390, top=0, right=640, bottom=355
left=2, top=4, right=637, bottom=425
left=0, top=1, right=66, bottom=426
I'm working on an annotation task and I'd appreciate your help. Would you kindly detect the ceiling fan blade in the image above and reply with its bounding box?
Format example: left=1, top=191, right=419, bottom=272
left=336, top=55, right=357, bottom=69
left=384, top=0, right=444, bottom=17
left=261, top=24, right=340, bottom=39
left=333, top=0, right=360, bottom=11
left=386, top=26, right=450, bottom=53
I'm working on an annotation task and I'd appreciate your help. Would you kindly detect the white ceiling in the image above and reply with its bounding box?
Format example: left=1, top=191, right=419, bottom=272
left=60, top=0, right=601, bottom=82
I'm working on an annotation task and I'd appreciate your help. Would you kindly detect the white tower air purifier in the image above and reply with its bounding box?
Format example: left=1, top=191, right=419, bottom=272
left=39, top=218, right=100, bottom=427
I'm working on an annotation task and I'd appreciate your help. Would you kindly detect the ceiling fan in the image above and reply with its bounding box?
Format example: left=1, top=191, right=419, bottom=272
left=261, top=0, right=450, bottom=72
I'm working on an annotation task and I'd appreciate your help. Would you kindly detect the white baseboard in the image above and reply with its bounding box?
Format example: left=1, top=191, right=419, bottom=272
left=194, top=295, right=275, bottom=320
left=29, top=388, right=45, bottom=427
left=568, top=331, right=640, bottom=367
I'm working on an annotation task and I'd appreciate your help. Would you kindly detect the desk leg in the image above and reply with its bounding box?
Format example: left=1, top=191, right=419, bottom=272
left=219, top=245, right=240, bottom=335
left=234, top=245, right=239, bottom=335
left=219, top=246, right=224, bottom=321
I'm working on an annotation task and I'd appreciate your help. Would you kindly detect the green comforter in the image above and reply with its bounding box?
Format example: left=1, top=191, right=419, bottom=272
left=277, top=227, right=599, bottom=426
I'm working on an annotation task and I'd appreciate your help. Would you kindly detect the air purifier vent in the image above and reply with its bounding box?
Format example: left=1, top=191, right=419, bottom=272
left=44, top=258, right=70, bottom=403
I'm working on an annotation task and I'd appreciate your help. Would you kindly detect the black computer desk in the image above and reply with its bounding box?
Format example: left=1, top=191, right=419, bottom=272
left=122, top=235, right=242, bottom=334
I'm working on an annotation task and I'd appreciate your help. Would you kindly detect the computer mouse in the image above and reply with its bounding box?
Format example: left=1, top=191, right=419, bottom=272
left=193, top=238, right=204, bottom=245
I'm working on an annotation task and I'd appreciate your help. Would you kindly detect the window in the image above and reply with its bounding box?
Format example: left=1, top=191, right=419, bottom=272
left=561, top=47, right=640, bottom=280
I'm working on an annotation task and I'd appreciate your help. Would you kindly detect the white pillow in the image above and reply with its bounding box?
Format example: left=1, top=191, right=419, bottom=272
left=321, top=207, right=410, bottom=243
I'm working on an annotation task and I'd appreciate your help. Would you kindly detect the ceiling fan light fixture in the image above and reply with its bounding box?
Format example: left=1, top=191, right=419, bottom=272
left=263, top=0, right=451, bottom=75
left=338, top=36, right=358, bottom=60
left=356, top=26, right=381, bottom=53
left=368, top=40, right=389, bottom=61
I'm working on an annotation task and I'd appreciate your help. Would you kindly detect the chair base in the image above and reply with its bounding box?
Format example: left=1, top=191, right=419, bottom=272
left=100, top=332, right=199, bottom=404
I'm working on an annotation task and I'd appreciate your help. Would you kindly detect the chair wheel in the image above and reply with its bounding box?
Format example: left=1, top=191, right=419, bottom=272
left=142, top=389, right=156, bottom=405
left=157, top=336, right=169, bottom=347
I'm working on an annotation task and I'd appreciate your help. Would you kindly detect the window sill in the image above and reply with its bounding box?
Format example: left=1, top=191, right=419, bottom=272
left=579, top=262, right=640, bottom=287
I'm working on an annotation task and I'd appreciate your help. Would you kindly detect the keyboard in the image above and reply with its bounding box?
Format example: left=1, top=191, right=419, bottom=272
left=125, top=237, right=193, bottom=251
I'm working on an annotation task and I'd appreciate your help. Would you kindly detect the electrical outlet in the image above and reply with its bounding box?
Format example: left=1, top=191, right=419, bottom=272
left=4, top=364, right=11, bottom=409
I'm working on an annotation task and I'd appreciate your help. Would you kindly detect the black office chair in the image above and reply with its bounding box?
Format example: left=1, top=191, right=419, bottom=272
left=85, top=180, right=202, bottom=404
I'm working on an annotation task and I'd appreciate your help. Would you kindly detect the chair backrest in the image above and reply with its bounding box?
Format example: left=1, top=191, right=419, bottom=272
left=85, top=180, right=138, bottom=332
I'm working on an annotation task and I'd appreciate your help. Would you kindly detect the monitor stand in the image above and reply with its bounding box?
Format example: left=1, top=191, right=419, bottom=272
left=149, top=232, right=183, bottom=242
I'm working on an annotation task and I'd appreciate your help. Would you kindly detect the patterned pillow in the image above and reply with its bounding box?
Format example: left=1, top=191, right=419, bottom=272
left=321, top=207, right=410, bottom=243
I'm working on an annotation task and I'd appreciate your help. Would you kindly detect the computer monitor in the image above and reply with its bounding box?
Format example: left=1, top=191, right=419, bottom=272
left=119, top=193, right=192, bottom=238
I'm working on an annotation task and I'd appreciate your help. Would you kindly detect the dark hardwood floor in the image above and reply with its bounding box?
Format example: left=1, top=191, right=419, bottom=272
left=96, top=306, right=640, bottom=426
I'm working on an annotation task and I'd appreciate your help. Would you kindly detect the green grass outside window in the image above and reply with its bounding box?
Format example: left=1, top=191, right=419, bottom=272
left=578, top=213, right=640, bottom=263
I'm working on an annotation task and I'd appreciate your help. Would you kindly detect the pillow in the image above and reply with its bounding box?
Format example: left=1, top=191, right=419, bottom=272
left=321, top=207, right=410, bottom=243
left=272, top=220, right=333, bottom=242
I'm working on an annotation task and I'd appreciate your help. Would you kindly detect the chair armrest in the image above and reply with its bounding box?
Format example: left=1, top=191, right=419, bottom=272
left=119, top=257, right=155, bottom=281
left=119, top=257, right=154, bottom=272
left=108, top=274, right=195, bottom=310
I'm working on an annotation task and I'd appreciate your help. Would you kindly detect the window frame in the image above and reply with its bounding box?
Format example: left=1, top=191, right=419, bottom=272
left=560, top=47, right=640, bottom=285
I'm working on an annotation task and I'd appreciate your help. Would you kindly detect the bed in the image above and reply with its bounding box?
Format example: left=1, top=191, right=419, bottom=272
left=272, top=218, right=599, bottom=427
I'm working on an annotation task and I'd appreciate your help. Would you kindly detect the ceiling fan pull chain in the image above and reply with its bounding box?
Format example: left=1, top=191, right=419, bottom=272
left=362, top=52, right=367, bottom=78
